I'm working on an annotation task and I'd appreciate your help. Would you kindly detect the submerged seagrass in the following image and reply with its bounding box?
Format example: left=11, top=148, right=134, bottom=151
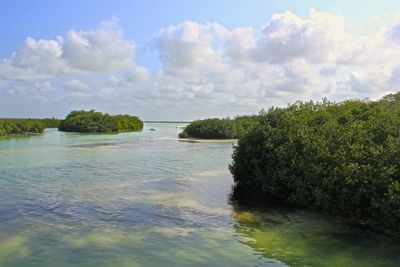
left=230, top=92, right=400, bottom=236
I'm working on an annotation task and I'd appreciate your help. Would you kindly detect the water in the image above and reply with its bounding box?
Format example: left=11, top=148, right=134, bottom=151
left=0, top=123, right=399, bottom=267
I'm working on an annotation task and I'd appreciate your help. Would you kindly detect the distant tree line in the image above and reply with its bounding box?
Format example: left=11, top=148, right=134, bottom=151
left=179, top=115, right=258, bottom=139
left=58, top=110, right=143, bottom=133
left=39, top=118, right=61, bottom=128
left=0, top=118, right=60, bottom=136
left=0, top=110, right=143, bottom=135
left=230, top=93, right=400, bottom=237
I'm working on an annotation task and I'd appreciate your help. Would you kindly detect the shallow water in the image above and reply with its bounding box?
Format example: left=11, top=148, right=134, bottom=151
left=0, top=123, right=399, bottom=267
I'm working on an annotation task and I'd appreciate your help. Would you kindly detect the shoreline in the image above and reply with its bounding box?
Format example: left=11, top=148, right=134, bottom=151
left=178, top=138, right=237, bottom=143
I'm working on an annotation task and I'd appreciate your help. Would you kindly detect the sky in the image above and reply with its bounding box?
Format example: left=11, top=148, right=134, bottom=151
left=1, top=1, right=400, bottom=120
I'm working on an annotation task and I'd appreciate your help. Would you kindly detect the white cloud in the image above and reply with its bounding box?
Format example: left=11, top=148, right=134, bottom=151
left=0, top=19, right=140, bottom=81
left=62, top=19, right=135, bottom=72
left=63, top=79, right=89, bottom=92
left=249, top=10, right=349, bottom=64
left=0, top=37, right=66, bottom=81
left=156, top=21, right=227, bottom=76
left=124, top=66, right=149, bottom=82
left=222, top=27, right=254, bottom=64
left=2, top=11, right=400, bottom=119
left=10, top=37, right=64, bottom=71
left=35, top=81, right=53, bottom=93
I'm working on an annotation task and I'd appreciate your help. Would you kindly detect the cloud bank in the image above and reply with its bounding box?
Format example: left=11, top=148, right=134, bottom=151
left=1, top=10, right=400, bottom=119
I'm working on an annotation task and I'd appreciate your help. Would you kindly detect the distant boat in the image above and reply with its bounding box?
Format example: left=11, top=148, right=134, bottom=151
left=150, top=128, right=156, bottom=131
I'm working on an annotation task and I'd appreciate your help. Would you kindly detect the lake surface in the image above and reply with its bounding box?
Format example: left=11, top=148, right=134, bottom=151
left=0, top=123, right=399, bottom=267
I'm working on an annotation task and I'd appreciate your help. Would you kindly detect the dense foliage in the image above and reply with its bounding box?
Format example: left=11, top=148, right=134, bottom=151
left=58, top=110, right=143, bottom=133
left=179, top=116, right=258, bottom=139
left=0, top=118, right=61, bottom=136
left=230, top=93, right=400, bottom=236
left=40, top=118, right=61, bottom=128
left=0, top=118, right=45, bottom=135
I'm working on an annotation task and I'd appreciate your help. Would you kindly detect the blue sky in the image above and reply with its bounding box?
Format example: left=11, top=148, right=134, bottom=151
left=1, top=1, right=400, bottom=120
left=2, top=1, right=399, bottom=59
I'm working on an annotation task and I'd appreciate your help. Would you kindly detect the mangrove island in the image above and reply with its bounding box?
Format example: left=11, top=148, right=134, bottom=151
left=58, top=110, right=143, bottom=133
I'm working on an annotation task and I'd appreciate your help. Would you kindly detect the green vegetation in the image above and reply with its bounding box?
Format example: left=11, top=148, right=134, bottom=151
left=58, top=110, right=143, bottom=133
left=230, top=93, right=400, bottom=237
left=39, top=118, right=61, bottom=128
left=179, top=116, right=257, bottom=139
left=0, top=119, right=45, bottom=135
left=0, top=118, right=61, bottom=136
left=0, top=110, right=143, bottom=136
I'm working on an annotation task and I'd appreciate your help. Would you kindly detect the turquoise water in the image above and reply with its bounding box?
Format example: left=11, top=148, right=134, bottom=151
left=0, top=123, right=399, bottom=267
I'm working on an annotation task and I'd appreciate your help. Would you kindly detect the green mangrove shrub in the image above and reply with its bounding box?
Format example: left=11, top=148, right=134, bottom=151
left=230, top=93, right=400, bottom=236
left=58, top=110, right=143, bottom=133
left=39, top=118, right=61, bottom=128
left=0, top=118, right=55, bottom=135
left=179, top=116, right=257, bottom=139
